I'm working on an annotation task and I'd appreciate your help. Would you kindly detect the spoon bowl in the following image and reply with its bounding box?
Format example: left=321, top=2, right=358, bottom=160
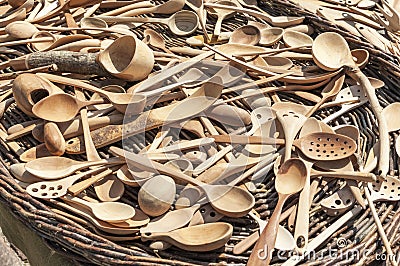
left=259, top=27, right=284, bottom=46
left=230, top=25, right=260, bottom=45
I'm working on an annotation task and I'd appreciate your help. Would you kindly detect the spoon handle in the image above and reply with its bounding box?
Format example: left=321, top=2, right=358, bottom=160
left=347, top=70, right=389, bottom=177
left=67, top=168, right=113, bottom=196
left=233, top=231, right=260, bottom=254
left=310, top=171, right=376, bottom=182
left=96, top=15, right=164, bottom=24
left=248, top=194, right=289, bottom=266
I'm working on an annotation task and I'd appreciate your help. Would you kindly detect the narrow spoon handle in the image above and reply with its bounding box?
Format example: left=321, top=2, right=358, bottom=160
left=347, top=69, right=389, bottom=177
left=95, top=15, right=165, bottom=24
left=248, top=194, right=289, bottom=266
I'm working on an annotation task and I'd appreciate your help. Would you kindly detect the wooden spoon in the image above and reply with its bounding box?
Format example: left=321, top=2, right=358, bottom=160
left=64, top=77, right=223, bottom=153
left=111, top=146, right=255, bottom=218
left=283, top=30, right=313, bottom=50
left=143, top=28, right=171, bottom=53
left=25, top=156, right=124, bottom=179
left=312, top=32, right=389, bottom=177
left=3, top=21, right=38, bottom=40
left=32, top=93, right=104, bottom=122
left=248, top=158, right=307, bottom=265
left=382, top=103, right=400, bottom=132
left=62, top=195, right=135, bottom=222
left=43, top=122, right=65, bottom=155
left=138, top=175, right=176, bottom=217
left=205, top=2, right=304, bottom=27
left=140, top=204, right=200, bottom=233
left=37, top=73, right=147, bottom=114
left=293, top=132, right=357, bottom=161
left=305, top=72, right=345, bottom=117
left=207, top=0, right=237, bottom=37
left=229, top=25, right=260, bottom=45
left=9, top=163, right=42, bottom=183
left=141, top=222, right=233, bottom=251
left=259, top=27, right=284, bottom=46
left=97, top=10, right=199, bottom=36
left=275, top=109, right=307, bottom=161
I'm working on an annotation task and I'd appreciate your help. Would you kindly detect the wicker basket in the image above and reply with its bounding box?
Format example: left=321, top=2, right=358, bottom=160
left=1, top=0, right=400, bottom=265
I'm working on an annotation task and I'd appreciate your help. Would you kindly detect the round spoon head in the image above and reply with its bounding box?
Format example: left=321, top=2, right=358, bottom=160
left=259, top=27, right=284, bottom=46
left=283, top=30, right=313, bottom=49
left=32, top=93, right=83, bottom=122
left=80, top=17, right=108, bottom=35
left=260, top=56, right=293, bottom=70
left=207, top=185, right=255, bottom=217
left=5, top=21, right=38, bottom=39
left=275, top=158, right=307, bottom=195
left=321, top=185, right=355, bottom=216
left=25, top=156, right=81, bottom=178
left=91, top=201, right=136, bottom=222
left=168, top=11, right=199, bottom=36
left=138, top=175, right=176, bottom=217
left=382, top=103, right=400, bottom=132
left=351, top=49, right=369, bottom=68
left=312, top=32, right=355, bottom=71
left=230, top=25, right=261, bottom=45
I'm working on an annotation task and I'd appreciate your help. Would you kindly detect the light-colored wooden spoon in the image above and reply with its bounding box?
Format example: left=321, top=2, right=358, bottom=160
left=43, top=122, right=65, bottom=156
left=275, top=109, right=307, bottom=161
left=97, top=10, right=199, bottom=36
left=320, top=185, right=355, bottom=216
left=62, top=195, right=135, bottom=222
left=32, top=93, right=105, bottom=122
left=118, top=0, right=184, bottom=16
left=248, top=158, right=307, bottom=265
left=185, top=0, right=208, bottom=42
left=207, top=0, right=237, bottom=37
left=382, top=103, right=400, bottom=132
left=283, top=30, right=313, bottom=50
left=143, top=28, right=171, bottom=53
left=257, top=27, right=284, bottom=46
left=305, top=72, right=345, bottom=117
left=138, top=175, right=176, bottom=217
left=293, top=132, right=357, bottom=161
left=229, top=25, right=260, bottom=45
left=312, top=32, right=389, bottom=177
left=25, top=156, right=124, bottom=179
left=140, top=204, right=200, bottom=233
left=37, top=73, right=147, bottom=114
left=141, top=222, right=233, bottom=251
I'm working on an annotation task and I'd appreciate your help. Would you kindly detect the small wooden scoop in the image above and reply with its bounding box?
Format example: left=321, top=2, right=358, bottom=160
left=320, top=185, right=355, bottom=216
left=141, top=222, right=233, bottom=252
left=293, top=132, right=357, bottom=161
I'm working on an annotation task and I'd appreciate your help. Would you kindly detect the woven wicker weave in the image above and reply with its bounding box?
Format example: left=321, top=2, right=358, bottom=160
left=1, top=0, right=400, bottom=265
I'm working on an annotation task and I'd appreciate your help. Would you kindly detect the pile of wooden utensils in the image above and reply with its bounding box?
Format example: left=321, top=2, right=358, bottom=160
left=1, top=0, right=400, bottom=264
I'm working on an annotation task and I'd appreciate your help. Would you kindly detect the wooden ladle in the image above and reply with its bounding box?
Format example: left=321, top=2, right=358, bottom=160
left=312, top=32, right=389, bottom=177
left=111, top=146, right=255, bottom=218
left=25, top=156, right=124, bottom=179
left=32, top=93, right=105, bottom=122
left=248, top=158, right=307, bottom=265
left=37, top=73, right=147, bottom=114
left=207, top=0, right=238, bottom=37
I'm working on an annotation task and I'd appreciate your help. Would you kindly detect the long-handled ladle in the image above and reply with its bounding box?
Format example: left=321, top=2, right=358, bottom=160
left=312, top=32, right=389, bottom=177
